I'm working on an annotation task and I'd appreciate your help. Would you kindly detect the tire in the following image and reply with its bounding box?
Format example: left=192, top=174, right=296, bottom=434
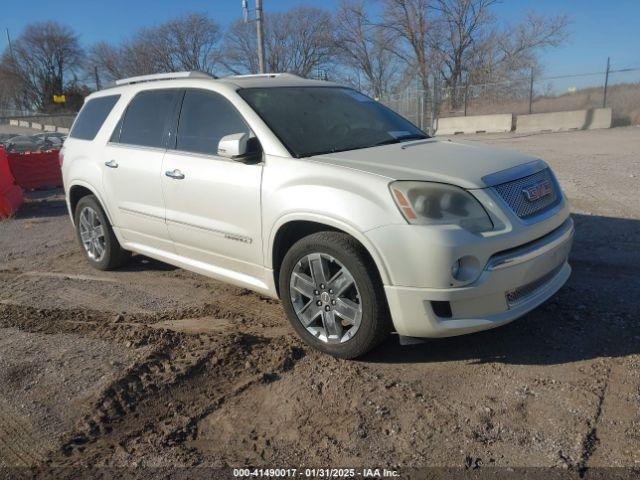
left=74, top=195, right=130, bottom=270
left=279, top=231, right=391, bottom=359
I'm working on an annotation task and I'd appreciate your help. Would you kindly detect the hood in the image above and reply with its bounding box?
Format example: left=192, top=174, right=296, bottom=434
left=310, top=138, right=540, bottom=189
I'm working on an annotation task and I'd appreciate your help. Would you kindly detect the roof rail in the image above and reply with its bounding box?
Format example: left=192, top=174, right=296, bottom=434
left=225, top=73, right=301, bottom=80
left=114, top=71, right=216, bottom=86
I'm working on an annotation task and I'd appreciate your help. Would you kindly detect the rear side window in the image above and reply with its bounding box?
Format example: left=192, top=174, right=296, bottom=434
left=69, top=95, right=120, bottom=140
left=176, top=90, right=249, bottom=156
left=116, top=89, right=180, bottom=148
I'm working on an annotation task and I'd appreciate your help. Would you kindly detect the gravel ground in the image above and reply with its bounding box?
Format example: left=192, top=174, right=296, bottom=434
left=0, top=126, right=639, bottom=479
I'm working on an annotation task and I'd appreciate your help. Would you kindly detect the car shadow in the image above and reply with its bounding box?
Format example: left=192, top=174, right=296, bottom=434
left=363, top=213, right=640, bottom=366
left=120, top=254, right=178, bottom=272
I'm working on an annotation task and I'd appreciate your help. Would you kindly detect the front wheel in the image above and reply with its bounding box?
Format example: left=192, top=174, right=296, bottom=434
left=279, top=232, right=391, bottom=359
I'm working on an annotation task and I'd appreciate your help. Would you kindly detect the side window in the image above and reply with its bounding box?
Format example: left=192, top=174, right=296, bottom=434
left=116, top=89, right=179, bottom=148
left=176, top=90, right=250, bottom=156
left=69, top=95, right=120, bottom=140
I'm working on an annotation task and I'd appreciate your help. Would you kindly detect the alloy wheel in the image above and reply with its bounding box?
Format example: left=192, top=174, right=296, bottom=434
left=78, top=206, right=106, bottom=262
left=289, top=253, right=362, bottom=343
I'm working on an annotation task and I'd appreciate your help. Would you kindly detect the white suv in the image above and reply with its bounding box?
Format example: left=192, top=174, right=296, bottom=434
left=62, top=71, right=573, bottom=358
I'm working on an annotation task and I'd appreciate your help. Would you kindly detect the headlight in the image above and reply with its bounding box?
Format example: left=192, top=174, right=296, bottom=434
left=390, top=181, right=493, bottom=233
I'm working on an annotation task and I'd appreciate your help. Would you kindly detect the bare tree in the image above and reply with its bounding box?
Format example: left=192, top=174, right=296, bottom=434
left=222, top=20, right=261, bottom=75
left=431, top=0, right=568, bottom=105
left=381, top=0, right=434, bottom=93
left=491, top=11, right=569, bottom=77
left=221, top=6, right=335, bottom=77
left=334, top=1, right=400, bottom=97
left=87, top=42, right=127, bottom=83
left=380, top=0, right=568, bottom=107
left=0, top=64, right=22, bottom=112
left=89, top=13, right=221, bottom=84
left=88, top=34, right=168, bottom=83
left=148, top=13, right=221, bottom=73
left=0, top=22, right=83, bottom=111
left=430, top=0, right=496, bottom=95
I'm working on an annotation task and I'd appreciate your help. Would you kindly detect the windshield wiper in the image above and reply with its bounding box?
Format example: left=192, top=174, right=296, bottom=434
left=302, top=134, right=429, bottom=158
left=369, top=134, right=428, bottom=148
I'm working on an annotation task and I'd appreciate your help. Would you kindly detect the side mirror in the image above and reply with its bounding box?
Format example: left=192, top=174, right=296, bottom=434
left=218, top=132, right=262, bottom=162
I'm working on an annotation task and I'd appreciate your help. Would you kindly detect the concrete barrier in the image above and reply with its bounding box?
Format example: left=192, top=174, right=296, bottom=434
left=31, top=122, right=42, bottom=130
left=436, top=114, right=513, bottom=135
left=43, top=125, right=56, bottom=132
left=4, top=114, right=75, bottom=130
left=516, top=108, right=612, bottom=133
left=57, top=127, right=70, bottom=134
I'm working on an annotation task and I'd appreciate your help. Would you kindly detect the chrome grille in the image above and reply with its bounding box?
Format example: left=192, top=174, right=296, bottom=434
left=493, top=168, right=560, bottom=219
left=505, top=265, right=563, bottom=308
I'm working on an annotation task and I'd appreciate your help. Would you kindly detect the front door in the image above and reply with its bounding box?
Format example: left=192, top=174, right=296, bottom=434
left=161, top=89, right=264, bottom=285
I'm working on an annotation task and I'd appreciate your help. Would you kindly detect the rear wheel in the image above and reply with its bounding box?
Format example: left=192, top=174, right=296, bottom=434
left=74, top=195, right=130, bottom=270
left=279, top=232, right=391, bottom=359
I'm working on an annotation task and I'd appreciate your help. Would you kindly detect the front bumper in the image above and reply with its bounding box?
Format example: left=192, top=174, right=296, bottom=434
left=382, top=217, right=574, bottom=337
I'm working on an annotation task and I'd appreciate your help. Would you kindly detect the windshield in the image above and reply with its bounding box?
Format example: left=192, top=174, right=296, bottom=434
left=238, top=87, right=428, bottom=158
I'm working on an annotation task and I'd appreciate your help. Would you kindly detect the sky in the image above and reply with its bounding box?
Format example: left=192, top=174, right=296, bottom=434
left=1, top=0, right=638, bottom=81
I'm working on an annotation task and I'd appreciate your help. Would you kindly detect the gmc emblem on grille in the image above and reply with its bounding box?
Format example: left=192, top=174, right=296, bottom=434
left=522, top=180, right=552, bottom=202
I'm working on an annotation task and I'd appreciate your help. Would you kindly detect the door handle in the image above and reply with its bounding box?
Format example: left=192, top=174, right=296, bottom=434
left=165, top=169, right=185, bottom=180
left=104, top=160, right=118, bottom=168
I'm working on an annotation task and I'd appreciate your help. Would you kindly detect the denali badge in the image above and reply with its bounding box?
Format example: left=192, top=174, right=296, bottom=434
left=522, top=180, right=552, bottom=202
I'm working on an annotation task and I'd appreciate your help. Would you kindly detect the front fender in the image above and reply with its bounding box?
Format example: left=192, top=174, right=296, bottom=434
left=262, top=157, right=406, bottom=285
left=267, top=212, right=392, bottom=285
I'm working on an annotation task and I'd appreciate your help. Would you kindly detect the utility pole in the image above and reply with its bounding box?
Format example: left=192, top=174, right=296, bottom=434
left=242, top=0, right=266, bottom=74
left=94, top=66, right=101, bottom=91
left=255, top=0, right=266, bottom=73
left=528, top=68, right=534, bottom=114
left=431, top=73, right=439, bottom=135
left=603, top=57, right=610, bottom=108
left=5, top=28, right=15, bottom=64
left=463, top=77, right=469, bottom=117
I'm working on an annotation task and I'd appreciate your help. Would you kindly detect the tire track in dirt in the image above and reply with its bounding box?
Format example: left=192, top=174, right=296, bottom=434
left=0, top=398, right=52, bottom=467
left=51, top=333, right=307, bottom=468
left=0, top=301, right=306, bottom=470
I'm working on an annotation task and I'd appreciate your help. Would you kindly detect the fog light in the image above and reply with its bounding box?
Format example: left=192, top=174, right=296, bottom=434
left=450, top=255, right=482, bottom=283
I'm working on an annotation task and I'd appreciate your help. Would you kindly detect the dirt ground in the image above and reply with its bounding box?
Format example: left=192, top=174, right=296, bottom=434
left=0, top=126, right=639, bottom=479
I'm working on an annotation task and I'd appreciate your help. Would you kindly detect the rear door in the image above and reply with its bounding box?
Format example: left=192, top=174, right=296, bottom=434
left=102, top=89, right=182, bottom=252
left=161, top=89, right=264, bottom=282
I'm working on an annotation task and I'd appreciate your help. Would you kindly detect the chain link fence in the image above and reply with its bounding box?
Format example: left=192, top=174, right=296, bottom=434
left=380, top=90, right=432, bottom=131
left=381, top=62, right=640, bottom=133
